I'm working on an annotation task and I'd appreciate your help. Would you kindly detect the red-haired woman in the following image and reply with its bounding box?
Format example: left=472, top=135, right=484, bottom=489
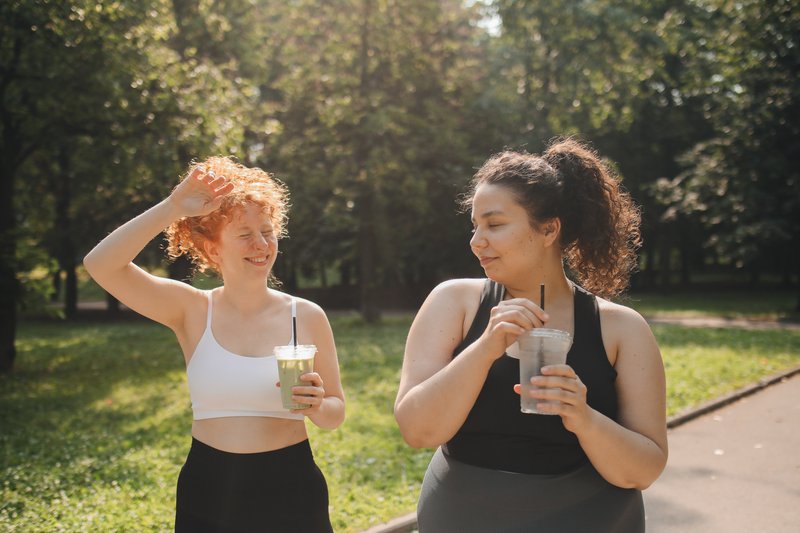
left=85, top=158, right=344, bottom=531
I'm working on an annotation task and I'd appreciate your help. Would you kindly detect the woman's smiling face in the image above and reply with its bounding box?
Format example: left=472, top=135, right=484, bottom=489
left=470, top=183, right=549, bottom=282
left=210, top=203, right=278, bottom=280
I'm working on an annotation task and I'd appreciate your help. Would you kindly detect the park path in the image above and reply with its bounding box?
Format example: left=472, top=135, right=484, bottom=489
left=643, top=371, right=800, bottom=532
left=645, top=315, right=800, bottom=331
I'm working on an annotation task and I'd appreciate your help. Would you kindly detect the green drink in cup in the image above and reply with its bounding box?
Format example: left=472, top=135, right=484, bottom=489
left=274, top=345, right=316, bottom=410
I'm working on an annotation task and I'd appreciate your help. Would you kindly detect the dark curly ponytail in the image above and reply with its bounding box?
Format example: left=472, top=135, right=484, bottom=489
left=463, top=138, right=641, bottom=298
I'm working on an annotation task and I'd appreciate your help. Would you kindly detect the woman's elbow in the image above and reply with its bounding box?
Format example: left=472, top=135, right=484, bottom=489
left=394, top=410, right=439, bottom=449
left=82, top=249, right=107, bottom=281
left=399, top=430, right=437, bottom=449
left=82, top=252, right=97, bottom=277
left=618, top=458, right=668, bottom=490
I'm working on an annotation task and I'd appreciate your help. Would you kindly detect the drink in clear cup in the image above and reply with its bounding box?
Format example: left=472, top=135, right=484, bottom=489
left=518, top=328, right=572, bottom=414
left=274, top=345, right=316, bottom=410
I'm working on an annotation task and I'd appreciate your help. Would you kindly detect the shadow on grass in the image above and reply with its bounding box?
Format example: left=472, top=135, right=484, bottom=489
left=1, top=321, right=190, bottom=528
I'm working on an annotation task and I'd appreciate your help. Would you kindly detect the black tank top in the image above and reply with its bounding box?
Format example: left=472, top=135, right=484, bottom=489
left=441, top=279, right=618, bottom=474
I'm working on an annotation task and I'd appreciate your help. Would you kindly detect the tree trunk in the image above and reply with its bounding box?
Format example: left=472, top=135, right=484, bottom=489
left=64, top=261, right=78, bottom=319
left=319, top=261, right=328, bottom=288
left=106, top=291, right=120, bottom=316
left=0, top=164, right=18, bottom=373
left=355, top=0, right=380, bottom=323
left=340, top=261, right=352, bottom=287
left=748, top=263, right=761, bottom=287
left=358, top=180, right=381, bottom=323
left=679, top=240, right=691, bottom=287
left=51, top=270, right=62, bottom=302
left=658, top=241, right=671, bottom=290
left=56, top=147, right=78, bottom=319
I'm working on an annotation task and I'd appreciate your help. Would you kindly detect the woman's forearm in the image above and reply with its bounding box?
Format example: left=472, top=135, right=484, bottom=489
left=84, top=198, right=182, bottom=278
left=395, top=340, right=496, bottom=448
left=308, top=397, right=345, bottom=430
left=577, top=410, right=668, bottom=489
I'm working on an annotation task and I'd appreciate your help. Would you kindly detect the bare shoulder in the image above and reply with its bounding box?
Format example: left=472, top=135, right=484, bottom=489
left=291, top=295, right=331, bottom=326
left=427, top=278, right=484, bottom=306
left=597, top=297, right=651, bottom=333
left=596, top=296, right=660, bottom=367
left=415, top=278, right=486, bottom=345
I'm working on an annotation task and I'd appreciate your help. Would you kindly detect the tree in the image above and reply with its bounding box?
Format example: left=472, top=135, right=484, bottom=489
left=0, top=0, right=255, bottom=371
left=260, top=0, right=487, bottom=320
left=657, top=0, right=799, bottom=297
left=1, top=0, right=155, bottom=371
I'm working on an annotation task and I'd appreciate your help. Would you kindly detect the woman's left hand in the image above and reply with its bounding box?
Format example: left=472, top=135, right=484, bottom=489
left=290, top=372, right=326, bottom=415
left=513, top=364, right=591, bottom=434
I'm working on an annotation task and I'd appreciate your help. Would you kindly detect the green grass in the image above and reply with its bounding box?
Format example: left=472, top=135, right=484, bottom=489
left=2, top=314, right=799, bottom=532
left=624, top=288, right=798, bottom=320
left=656, top=325, right=800, bottom=416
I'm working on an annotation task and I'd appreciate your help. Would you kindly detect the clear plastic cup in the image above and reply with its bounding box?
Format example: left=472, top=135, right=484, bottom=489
left=274, top=345, right=316, bottom=409
left=517, top=328, right=572, bottom=414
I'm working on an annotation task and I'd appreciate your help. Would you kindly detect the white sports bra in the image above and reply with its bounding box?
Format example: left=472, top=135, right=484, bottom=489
left=186, top=291, right=304, bottom=421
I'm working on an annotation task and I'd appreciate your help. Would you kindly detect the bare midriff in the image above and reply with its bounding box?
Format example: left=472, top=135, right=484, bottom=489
left=191, top=417, right=308, bottom=453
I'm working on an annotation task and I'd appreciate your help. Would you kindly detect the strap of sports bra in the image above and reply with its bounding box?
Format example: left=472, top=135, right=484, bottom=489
left=206, top=290, right=214, bottom=328
left=206, top=290, right=297, bottom=343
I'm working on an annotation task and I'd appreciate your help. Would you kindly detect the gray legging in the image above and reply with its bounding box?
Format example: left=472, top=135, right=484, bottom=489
left=418, top=448, right=644, bottom=533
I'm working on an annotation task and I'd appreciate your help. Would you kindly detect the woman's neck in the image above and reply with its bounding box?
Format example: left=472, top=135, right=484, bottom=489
left=502, top=270, right=572, bottom=309
left=217, top=279, right=275, bottom=314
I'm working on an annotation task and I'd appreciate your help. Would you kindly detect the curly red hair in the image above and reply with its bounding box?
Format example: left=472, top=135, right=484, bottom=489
left=165, top=156, right=289, bottom=274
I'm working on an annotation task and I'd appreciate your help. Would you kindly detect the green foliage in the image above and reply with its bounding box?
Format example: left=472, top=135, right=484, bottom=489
left=3, top=0, right=799, bottom=372
left=650, top=0, right=800, bottom=276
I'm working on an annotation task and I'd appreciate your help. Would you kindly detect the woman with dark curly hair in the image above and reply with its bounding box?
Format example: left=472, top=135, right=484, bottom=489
left=84, top=158, right=344, bottom=532
left=395, top=138, right=667, bottom=532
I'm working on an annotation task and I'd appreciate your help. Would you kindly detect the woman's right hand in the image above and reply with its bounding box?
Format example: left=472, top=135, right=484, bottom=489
left=479, top=298, right=548, bottom=360
left=168, top=166, right=235, bottom=218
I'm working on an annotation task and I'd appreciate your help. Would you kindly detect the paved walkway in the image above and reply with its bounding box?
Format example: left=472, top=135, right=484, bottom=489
left=643, top=372, right=800, bottom=532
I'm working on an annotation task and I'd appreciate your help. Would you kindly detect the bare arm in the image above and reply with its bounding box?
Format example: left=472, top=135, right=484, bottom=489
left=395, top=279, right=546, bottom=448
left=290, top=300, right=346, bottom=430
left=83, top=168, right=233, bottom=331
left=577, top=305, right=668, bottom=488
left=522, top=304, right=668, bottom=489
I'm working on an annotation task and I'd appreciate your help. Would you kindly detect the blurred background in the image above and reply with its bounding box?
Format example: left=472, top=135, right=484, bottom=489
left=2, top=0, right=798, bottom=372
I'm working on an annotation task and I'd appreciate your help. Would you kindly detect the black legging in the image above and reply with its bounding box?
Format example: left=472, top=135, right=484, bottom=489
left=175, top=438, right=333, bottom=532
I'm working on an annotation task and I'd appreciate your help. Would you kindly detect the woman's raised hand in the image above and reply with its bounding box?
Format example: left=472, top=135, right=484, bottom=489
left=168, top=166, right=235, bottom=217
left=479, top=298, right=548, bottom=360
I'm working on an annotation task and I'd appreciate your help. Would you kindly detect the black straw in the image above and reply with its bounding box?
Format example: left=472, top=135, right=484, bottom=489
left=540, top=283, right=545, bottom=312
left=292, top=316, right=297, bottom=347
